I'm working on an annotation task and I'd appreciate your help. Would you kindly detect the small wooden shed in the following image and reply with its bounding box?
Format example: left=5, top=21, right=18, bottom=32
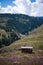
left=21, top=46, right=33, bottom=53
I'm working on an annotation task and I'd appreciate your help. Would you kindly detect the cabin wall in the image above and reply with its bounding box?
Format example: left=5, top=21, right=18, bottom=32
left=21, top=49, right=33, bottom=53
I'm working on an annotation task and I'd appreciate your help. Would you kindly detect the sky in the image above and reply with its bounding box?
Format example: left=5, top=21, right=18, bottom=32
left=0, top=0, right=43, bottom=16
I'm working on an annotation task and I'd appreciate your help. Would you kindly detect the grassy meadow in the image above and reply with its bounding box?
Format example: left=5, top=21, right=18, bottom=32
left=0, top=14, right=43, bottom=65
left=0, top=25, right=43, bottom=65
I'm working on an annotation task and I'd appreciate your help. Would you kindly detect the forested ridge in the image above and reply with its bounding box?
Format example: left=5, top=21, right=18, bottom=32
left=0, top=14, right=43, bottom=48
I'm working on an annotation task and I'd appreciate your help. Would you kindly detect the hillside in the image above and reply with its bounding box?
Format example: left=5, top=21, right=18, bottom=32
left=0, top=24, right=43, bottom=65
left=0, top=14, right=43, bottom=35
left=0, top=14, right=43, bottom=48
left=2, top=24, right=43, bottom=51
left=0, top=14, right=43, bottom=65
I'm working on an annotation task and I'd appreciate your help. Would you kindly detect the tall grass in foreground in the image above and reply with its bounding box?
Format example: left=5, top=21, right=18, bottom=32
left=0, top=55, right=43, bottom=65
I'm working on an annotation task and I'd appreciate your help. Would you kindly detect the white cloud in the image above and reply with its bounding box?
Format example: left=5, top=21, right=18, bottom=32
left=30, top=2, right=43, bottom=16
left=0, top=0, right=43, bottom=16
left=36, top=0, right=43, bottom=3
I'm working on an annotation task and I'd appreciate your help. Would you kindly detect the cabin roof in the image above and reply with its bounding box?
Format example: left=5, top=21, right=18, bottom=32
left=21, top=46, right=33, bottom=49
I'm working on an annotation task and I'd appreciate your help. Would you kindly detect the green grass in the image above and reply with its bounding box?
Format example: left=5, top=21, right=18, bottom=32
left=1, top=25, right=43, bottom=53
left=0, top=14, right=43, bottom=65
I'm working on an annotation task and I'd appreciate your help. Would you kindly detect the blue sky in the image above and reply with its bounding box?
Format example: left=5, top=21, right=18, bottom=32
left=0, top=0, right=15, bottom=7
left=31, top=0, right=35, bottom=2
left=0, top=0, right=43, bottom=16
left=0, top=0, right=35, bottom=7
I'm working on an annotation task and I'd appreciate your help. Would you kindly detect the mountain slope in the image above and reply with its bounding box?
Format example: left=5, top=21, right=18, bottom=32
left=0, top=14, right=43, bottom=35
left=0, top=14, right=43, bottom=48
left=2, top=24, right=43, bottom=51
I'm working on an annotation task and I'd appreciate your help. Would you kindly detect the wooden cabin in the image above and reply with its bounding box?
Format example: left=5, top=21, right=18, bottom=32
left=21, top=46, right=33, bottom=53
